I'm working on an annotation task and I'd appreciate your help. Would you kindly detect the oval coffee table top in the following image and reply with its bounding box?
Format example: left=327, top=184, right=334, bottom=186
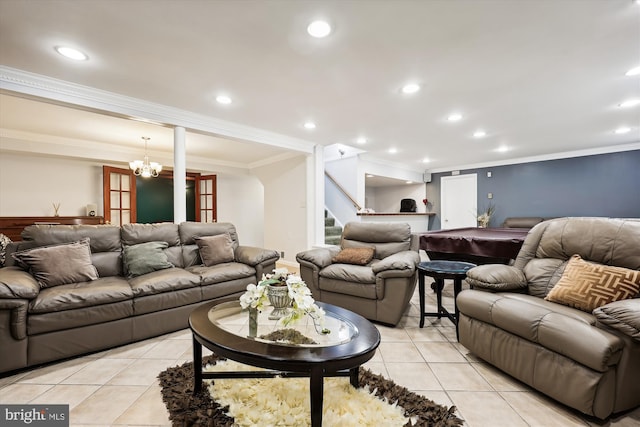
left=190, top=300, right=380, bottom=372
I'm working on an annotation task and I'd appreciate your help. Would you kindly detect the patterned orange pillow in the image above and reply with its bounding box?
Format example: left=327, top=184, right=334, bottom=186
left=545, top=254, right=640, bottom=312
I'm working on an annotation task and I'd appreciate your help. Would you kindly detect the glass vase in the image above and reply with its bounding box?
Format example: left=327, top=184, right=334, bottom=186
left=248, top=307, right=258, bottom=337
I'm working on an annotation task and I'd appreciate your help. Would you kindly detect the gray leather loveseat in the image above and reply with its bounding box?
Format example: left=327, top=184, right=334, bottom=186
left=457, top=217, right=640, bottom=419
left=0, top=222, right=278, bottom=374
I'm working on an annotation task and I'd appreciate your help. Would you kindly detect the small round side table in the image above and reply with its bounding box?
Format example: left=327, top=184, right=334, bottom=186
left=417, top=260, right=476, bottom=339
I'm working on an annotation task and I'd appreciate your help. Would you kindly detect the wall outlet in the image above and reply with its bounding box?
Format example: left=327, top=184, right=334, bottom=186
left=487, top=171, right=492, bottom=178
left=280, top=251, right=285, bottom=258
left=488, top=193, right=493, bottom=199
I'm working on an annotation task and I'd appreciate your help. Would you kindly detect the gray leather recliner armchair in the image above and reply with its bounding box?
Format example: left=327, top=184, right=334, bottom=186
left=296, top=222, right=420, bottom=326
left=457, top=217, right=640, bottom=419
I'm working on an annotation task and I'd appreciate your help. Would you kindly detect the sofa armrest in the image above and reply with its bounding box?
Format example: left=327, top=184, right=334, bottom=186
left=465, top=264, right=527, bottom=291
left=0, top=267, right=40, bottom=299
left=296, top=246, right=341, bottom=269
left=371, top=251, right=420, bottom=274
left=235, top=246, right=279, bottom=267
left=0, top=298, right=28, bottom=340
left=594, top=299, right=640, bottom=341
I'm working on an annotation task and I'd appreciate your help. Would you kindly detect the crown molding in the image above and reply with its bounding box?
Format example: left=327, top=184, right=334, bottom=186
left=0, top=128, right=262, bottom=172
left=0, top=65, right=316, bottom=155
left=426, top=142, right=640, bottom=174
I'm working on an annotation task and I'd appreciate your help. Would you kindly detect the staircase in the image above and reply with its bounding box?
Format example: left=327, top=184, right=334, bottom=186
left=324, top=211, right=342, bottom=245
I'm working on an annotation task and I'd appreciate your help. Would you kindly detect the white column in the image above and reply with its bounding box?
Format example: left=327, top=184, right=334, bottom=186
left=173, top=126, right=187, bottom=223
left=306, top=144, right=324, bottom=247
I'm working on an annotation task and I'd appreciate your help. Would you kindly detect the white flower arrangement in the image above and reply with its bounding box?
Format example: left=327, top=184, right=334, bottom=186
left=239, top=268, right=329, bottom=334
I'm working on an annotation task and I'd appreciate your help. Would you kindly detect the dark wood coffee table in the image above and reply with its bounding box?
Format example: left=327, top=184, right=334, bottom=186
left=189, top=300, right=381, bottom=427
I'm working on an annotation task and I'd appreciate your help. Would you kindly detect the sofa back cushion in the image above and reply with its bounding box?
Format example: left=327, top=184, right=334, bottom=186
left=121, top=223, right=183, bottom=268
left=514, top=218, right=640, bottom=298
left=340, top=222, right=412, bottom=260
left=21, top=224, right=122, bottom=277
left=535, top=218, right=640, bottom=269
left=179, top=222, right=239, bottom=267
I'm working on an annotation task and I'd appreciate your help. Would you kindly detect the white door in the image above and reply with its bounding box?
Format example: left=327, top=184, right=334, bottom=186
left=441, top=174, right=477, bottom=229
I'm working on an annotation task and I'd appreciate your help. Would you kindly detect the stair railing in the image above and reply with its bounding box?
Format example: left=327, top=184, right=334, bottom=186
left=324, top=171, right=362, bottom=211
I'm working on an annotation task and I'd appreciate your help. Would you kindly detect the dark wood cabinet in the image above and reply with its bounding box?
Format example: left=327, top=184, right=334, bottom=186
left=0, top=216, right=105, bottom=241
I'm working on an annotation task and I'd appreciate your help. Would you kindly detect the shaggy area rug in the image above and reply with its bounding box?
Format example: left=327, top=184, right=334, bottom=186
left=158, top=354, right=463, bottom=427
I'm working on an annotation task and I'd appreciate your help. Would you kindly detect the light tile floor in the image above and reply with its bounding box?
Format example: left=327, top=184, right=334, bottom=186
left=1, top=284, right=639, bottom=426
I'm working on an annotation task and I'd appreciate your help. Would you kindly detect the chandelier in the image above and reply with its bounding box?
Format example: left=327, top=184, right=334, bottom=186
left=129, top=137, right=162, bottom=178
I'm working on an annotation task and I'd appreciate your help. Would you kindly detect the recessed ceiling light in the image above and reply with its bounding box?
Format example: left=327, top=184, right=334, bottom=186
left=388, top=148, right=397, bottom=154
left=405, top=181, right=413, bottom=184
left=495, top=145, right=509, bottom=153
left=625, top=66, right=640, bottom=76
left=447, top=113, right=463, bottom=122
left=614, top=127, right=631, bottom=134
left=366, top=174, right=375, bottom=178
left=401, top=83, right=420, bottom=94
left=55, top=46, right=88, bottom=61
left=619, top=99, right=640, bottom=108
left=303, top=121, right=316, bottom=129
left=422, top=157, right=430, bottom=163
left=356, top=137, right=367, bottom=144
left=307, top=20, right=331, bottom=38
left=215, top=95, right=232, bottom=105
left=473, top=130, right=487, bottom=138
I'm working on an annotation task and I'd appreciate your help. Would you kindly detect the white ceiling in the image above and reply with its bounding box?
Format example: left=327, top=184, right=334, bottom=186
left=0, top=0, right=639, bottom=172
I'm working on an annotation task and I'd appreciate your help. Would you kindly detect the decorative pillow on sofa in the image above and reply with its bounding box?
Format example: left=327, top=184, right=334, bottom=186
left=195, top=234, right=235, bottom=266
left=545, top=254, right=640, bottom=312
left=122, top=241, right=174, bottom=278
left=332, top=247, right=375, bottom=266
left=12, top=238, right=99, bottom=288
left=0, top=233, right=11, bottom=267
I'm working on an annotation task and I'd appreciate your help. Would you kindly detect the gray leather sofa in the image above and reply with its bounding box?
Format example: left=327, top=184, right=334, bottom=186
left=457, top=217, right=640, bottom=419
left=0, top=222, right=278, bottom=375
left=500, top=216, right=547, bottom=229
left=296, top=222, right=420, bottom=326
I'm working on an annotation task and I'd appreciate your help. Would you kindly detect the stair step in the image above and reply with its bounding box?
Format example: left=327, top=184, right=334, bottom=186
left=325, top=225, right=342, bottom=236
left=325, top=235, right=341, bottom=245
left=325, top=217, right=335, bottom=227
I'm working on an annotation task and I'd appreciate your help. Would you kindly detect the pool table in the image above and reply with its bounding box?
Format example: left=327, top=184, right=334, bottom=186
left=419, top=227, right=529, bottom=265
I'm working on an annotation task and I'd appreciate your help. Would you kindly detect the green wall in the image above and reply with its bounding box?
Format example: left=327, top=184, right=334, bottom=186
left=136, top=177, right=196, bottom=223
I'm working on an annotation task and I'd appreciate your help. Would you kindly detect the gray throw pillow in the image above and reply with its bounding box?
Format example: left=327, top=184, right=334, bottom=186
left=196, top=234, right=235, bottom=266
left=12, top=238, right=99, bottom=288
left=122, top=241, right=174, bottom=277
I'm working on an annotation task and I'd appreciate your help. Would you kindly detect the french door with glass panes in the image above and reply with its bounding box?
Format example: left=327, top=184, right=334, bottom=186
left=195, top=175, right=217, bottom=222
left=103, top=166, right=136, bottom=225
left=103, top=167, right=216, bottom=224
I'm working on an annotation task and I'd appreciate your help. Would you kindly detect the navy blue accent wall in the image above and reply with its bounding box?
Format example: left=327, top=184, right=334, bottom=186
left=426, top=150, right=640, bottom=230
